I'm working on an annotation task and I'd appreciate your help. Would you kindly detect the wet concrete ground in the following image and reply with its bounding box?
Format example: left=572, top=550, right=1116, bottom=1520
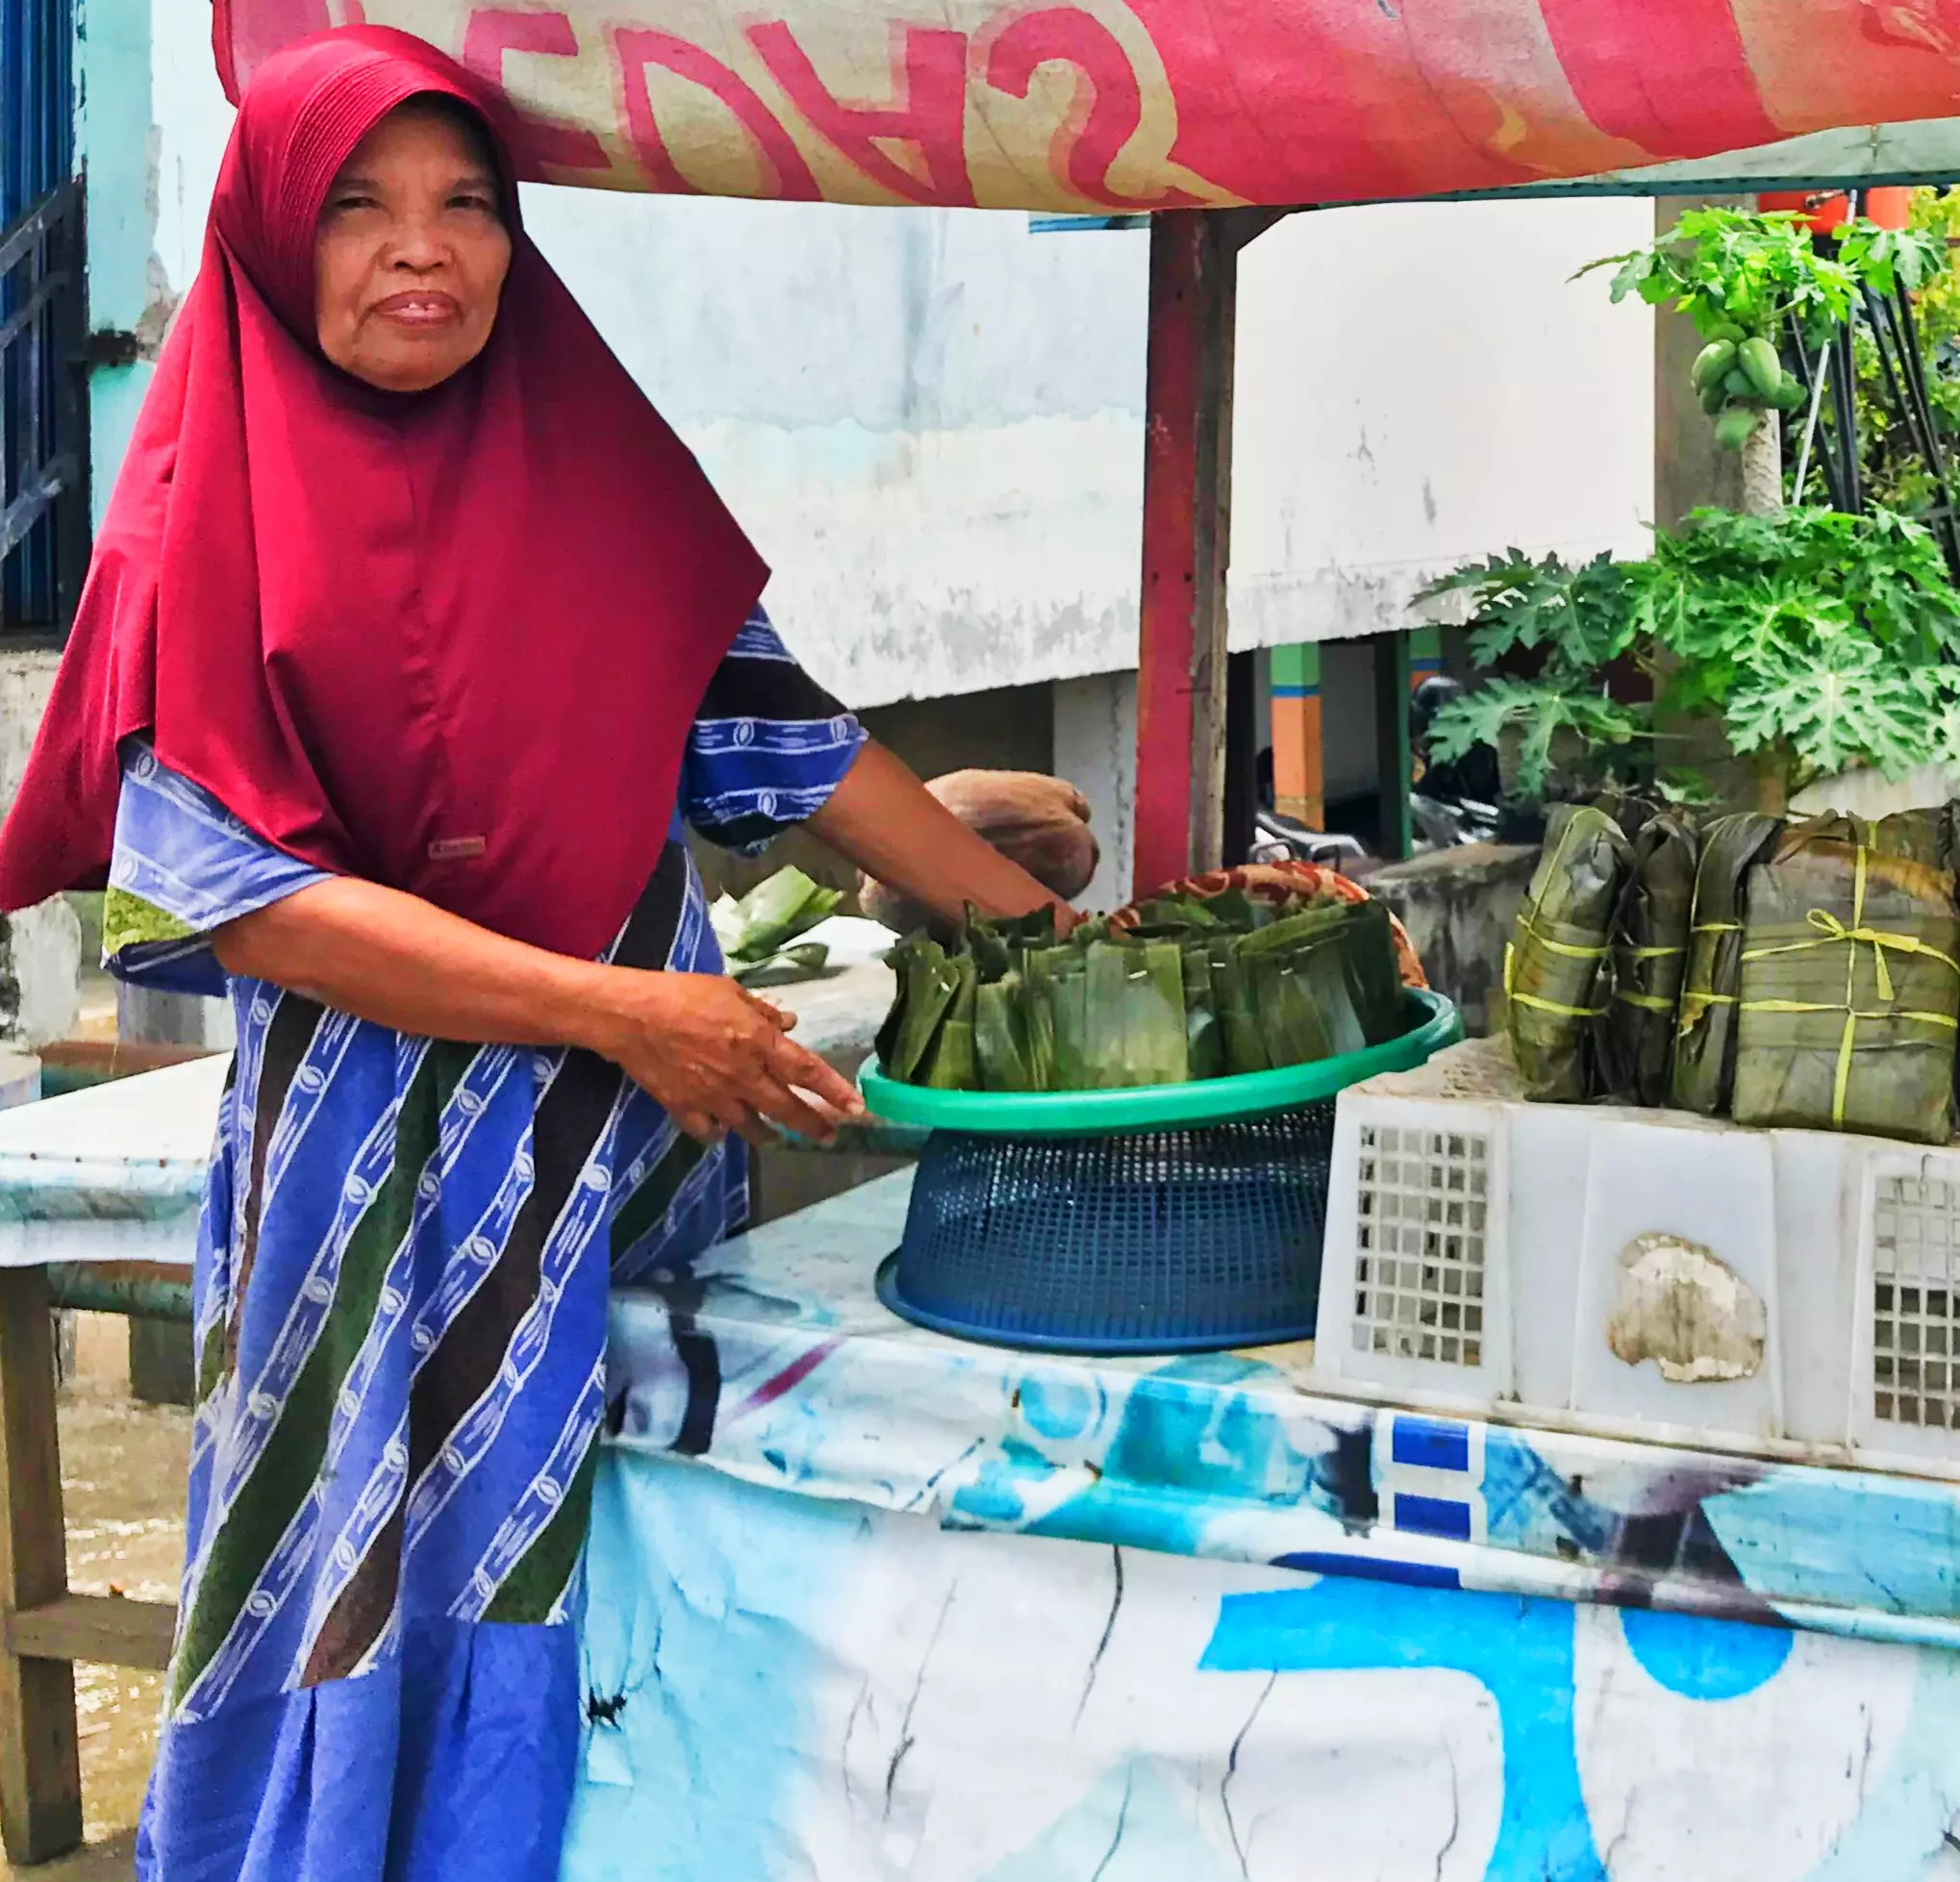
left=0, top=1317, right=190, bottom=1879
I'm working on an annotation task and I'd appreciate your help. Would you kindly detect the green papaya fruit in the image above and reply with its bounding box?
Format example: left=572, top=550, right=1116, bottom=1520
left=1699, top=380, right=1728, bottom=416
left=1691, top=339, right=1738, bottom=393
left=1714, top=406, right=1758, bottom=452
left=1738, top=336, right=1783, bottom=399
left=1769, top=374, right=1805, bottom=412
left=1711, top=322, right=1746, bottom=345
left=1723, top=368, right=1756, bottom=400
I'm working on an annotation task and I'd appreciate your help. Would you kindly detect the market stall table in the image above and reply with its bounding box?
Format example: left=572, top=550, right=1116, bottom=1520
left=576, top=1169, right=1960, bottom=1878
left=6, top=998, right=1960, bottom=1870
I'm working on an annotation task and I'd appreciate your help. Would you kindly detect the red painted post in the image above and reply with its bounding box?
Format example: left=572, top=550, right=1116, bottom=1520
left=1133, top=210, right=1240, bottom=898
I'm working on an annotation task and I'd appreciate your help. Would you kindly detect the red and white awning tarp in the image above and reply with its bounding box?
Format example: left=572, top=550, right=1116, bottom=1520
left=214, top=0, right=1960, bottom=211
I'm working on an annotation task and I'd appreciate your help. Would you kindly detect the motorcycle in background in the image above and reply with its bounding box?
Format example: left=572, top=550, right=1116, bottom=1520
left=1250, top=674, right=1536, bottom=870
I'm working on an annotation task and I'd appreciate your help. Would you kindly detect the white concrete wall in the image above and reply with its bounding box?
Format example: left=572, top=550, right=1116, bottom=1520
left=1231, top=196, right=1656, bottom=650
left=105, top=38, right=1657, bottom=714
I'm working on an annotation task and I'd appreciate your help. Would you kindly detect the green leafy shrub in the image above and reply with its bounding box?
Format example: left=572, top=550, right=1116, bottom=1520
left=1425, top=506, right=1960, bottom=803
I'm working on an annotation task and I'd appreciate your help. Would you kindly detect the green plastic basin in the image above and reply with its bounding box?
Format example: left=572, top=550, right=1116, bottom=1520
left=859, top=987, right=1461, bottom=1138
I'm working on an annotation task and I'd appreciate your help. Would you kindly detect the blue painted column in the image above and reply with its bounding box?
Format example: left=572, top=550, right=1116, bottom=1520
left=77, top=0, right=157, bottom=529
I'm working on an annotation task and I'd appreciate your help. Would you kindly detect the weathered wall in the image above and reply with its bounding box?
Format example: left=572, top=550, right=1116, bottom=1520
left=100, top=39, right=1657, bottom=714
left=1369, top=843, right=1540, bottom=1040
left=1232, top=198, right=1656, bottom=652
left=0, top=658, right=81, bottom=1044
left=1052, top=670, right=1137, bottom=910
left=545, top=191, right=1656, bottom=703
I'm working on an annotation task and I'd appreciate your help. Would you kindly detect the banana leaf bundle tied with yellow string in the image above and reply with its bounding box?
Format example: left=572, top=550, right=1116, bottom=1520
left=1506, top=804, right=1631, bottom=1102
left=1670, top=814, right=1782, bottom=1117
left=1731, top=813, right=1960, bottom=1145
left=1603, top=810, right=1699, bottom=1106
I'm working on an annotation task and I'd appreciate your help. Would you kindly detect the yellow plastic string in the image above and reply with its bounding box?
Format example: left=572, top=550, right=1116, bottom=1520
left=1507, top=814, right=1616, bottom=1022
left=1505, top=939, right=1606, bottom=1020
left=1675, top=866, right=1742, bottom=1035
left=1515, top=918, right=1607, bottom=963
left=1735, top=841, right=1960, bottom=1125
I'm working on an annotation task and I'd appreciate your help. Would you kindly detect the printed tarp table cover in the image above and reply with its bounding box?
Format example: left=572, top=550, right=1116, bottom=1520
left=607, top=1173, right=1960, bottom=1652
left=575, top=1171, right=1960, bottom=1879
left=216, top=0, right=1960, bottom=213
left=568, top=1455, right=1960, bottom=1880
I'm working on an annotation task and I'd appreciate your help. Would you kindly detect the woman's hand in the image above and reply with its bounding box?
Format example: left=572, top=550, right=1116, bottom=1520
left=589, top=970, right=866, bottom=1146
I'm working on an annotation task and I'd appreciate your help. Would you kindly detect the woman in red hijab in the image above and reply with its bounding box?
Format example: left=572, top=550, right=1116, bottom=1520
left=0, top=27, right=1064, bottom=1880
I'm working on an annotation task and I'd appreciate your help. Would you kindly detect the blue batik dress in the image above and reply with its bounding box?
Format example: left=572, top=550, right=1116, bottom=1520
left=113, top=610, right=864, bottom=1882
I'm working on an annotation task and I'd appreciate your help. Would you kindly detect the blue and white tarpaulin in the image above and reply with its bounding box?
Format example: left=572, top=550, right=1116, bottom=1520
left=572, top=1172, right=1960, bottom=1879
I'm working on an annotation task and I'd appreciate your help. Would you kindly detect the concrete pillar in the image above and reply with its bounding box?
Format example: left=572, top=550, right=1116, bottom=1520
left=1269, top=643, right=1323, bottom=827
left=1409, top=624, right=1444, bottom=688
left=116, top=986, right=235, bottom=1051
left=0, top=658, right=80, bottom=1049
left=1053, top=670, right=1136, bottom=911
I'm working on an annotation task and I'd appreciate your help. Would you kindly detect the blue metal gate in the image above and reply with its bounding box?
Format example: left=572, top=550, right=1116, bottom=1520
left=0, top=0, right=87, bottom=639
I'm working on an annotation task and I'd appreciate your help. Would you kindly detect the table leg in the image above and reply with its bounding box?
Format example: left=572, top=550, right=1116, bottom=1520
left=0, top=1267, right=82, bottom=1864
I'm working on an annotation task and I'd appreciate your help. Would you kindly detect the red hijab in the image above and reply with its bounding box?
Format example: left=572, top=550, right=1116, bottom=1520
left=0, top=27, right=767, bottom=960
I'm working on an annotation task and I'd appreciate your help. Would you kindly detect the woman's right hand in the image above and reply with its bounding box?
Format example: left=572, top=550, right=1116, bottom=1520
left=589, top=969, right=866, bottom=1145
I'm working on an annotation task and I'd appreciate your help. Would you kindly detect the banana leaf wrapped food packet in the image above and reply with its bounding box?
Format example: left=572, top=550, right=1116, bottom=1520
left=1506, top=804, right=1631, bottom=1103
left=1604, top=812, right=1700, bottom=1106
left=1084, top=939, right=1190, bottom=1088
left=1332, top=899, right=1404, bottom=1047
left=1209, top=941, right=1268, bottom=1075
left=1179, top=941, right=1226, bottom=1080
left=1669, top=814, right=1781, bottom=1117
left=975, top=973, right=1034, bottom=1091
left=1730, top=815, right=1960, bottom=1144
left=876, top=934, right=963, bottom=1082
left=920, top=952, right=979, bottom=1091
left=710, top=865, right=844, bottom=984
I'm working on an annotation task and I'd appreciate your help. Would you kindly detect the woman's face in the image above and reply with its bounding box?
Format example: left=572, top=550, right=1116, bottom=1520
left=314, top=102, right=513, bottom=393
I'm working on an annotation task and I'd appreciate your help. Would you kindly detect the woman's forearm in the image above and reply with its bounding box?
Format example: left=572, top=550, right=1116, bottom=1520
left=214, top=877, right=620, bottom=1052
left=807, top=740, right=1069, bottom=925
left=214, top=877, right=866, bottom=1141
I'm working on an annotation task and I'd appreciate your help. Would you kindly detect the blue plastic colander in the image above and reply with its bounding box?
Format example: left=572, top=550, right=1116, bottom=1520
left=868, top=988, right=1460, bottom=1356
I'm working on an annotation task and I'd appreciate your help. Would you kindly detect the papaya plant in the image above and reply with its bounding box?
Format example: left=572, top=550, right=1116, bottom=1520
left=1579, top=209, right=1945, bottom=514
left=1423, top=506, right=1960, bottom=808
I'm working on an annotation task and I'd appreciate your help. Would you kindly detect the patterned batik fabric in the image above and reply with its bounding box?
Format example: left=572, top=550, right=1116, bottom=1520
left=124, top=609, right=864, bottom=1882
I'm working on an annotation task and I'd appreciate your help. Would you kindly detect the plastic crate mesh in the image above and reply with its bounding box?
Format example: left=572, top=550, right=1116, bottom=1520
left=881, top=1105, right=1336, bottom=1354
left=1351, top=1122, right=1490, bottom=1367
left=1872, top=1174, right=1960, bottom=1429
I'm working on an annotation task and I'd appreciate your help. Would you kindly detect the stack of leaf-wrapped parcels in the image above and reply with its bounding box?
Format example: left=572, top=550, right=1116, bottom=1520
left=1508, top=802, right=1960, bottom=1144
left=877, top=863, right=1427, bottom=1092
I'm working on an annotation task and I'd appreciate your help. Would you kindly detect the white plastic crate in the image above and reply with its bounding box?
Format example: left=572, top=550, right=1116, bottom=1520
left=1315, top=1039, right=1960, bottom=1478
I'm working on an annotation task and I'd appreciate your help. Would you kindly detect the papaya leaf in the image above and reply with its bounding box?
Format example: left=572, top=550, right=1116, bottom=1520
left=1722, top=625, right=1930, bottom=783
left=1428, top=683, right=1646, bottom=796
